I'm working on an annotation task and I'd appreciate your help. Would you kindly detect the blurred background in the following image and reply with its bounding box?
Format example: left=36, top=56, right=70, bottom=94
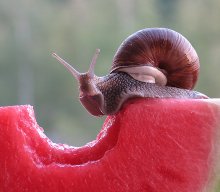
left=0, top=0, right=220, bottom=146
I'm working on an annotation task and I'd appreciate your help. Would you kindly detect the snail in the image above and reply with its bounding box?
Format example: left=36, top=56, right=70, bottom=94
left=52, top=28, right=208, bottom=116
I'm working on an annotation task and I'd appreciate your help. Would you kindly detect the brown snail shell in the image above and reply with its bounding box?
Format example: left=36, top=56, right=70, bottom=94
left=111, top=28, right=199, bottom=89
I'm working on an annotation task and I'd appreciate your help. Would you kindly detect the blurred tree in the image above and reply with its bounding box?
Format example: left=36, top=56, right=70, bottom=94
left=116, top=0, right=135, bottom=31
left=14, top=1, right=34, bottom=105
left=156, top=0, right=179, bottom=24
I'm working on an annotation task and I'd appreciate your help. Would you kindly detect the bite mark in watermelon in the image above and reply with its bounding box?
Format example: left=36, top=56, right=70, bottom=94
left=0, top=98, right=220, bottom=192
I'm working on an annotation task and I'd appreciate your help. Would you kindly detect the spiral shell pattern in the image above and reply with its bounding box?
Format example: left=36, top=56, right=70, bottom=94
left=111, top=28, right=199, bottom=89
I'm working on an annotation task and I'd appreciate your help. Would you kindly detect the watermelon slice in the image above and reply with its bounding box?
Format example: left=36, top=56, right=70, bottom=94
left=0, top=99, right=220, bottom=192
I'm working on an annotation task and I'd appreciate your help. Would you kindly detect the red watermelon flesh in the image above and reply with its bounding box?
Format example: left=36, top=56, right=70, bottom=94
left=0, top=99, right=220, bottom=192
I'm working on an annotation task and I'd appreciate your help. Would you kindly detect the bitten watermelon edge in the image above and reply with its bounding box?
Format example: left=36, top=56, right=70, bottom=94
left=0, top=98, right=220, bottom=192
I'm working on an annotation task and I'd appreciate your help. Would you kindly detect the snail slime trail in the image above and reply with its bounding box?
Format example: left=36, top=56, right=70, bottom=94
left=52, top=28, right=208, bottom=116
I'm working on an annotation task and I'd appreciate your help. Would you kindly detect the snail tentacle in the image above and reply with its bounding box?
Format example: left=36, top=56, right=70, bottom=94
left=52, top=52, right=81, bottom=80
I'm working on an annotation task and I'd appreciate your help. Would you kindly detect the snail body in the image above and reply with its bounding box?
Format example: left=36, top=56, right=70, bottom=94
left=53, top=28, right=208, bottom=116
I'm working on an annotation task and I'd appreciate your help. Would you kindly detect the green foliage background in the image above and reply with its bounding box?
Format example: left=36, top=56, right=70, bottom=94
left=0, top=0, right=220, bottom=190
